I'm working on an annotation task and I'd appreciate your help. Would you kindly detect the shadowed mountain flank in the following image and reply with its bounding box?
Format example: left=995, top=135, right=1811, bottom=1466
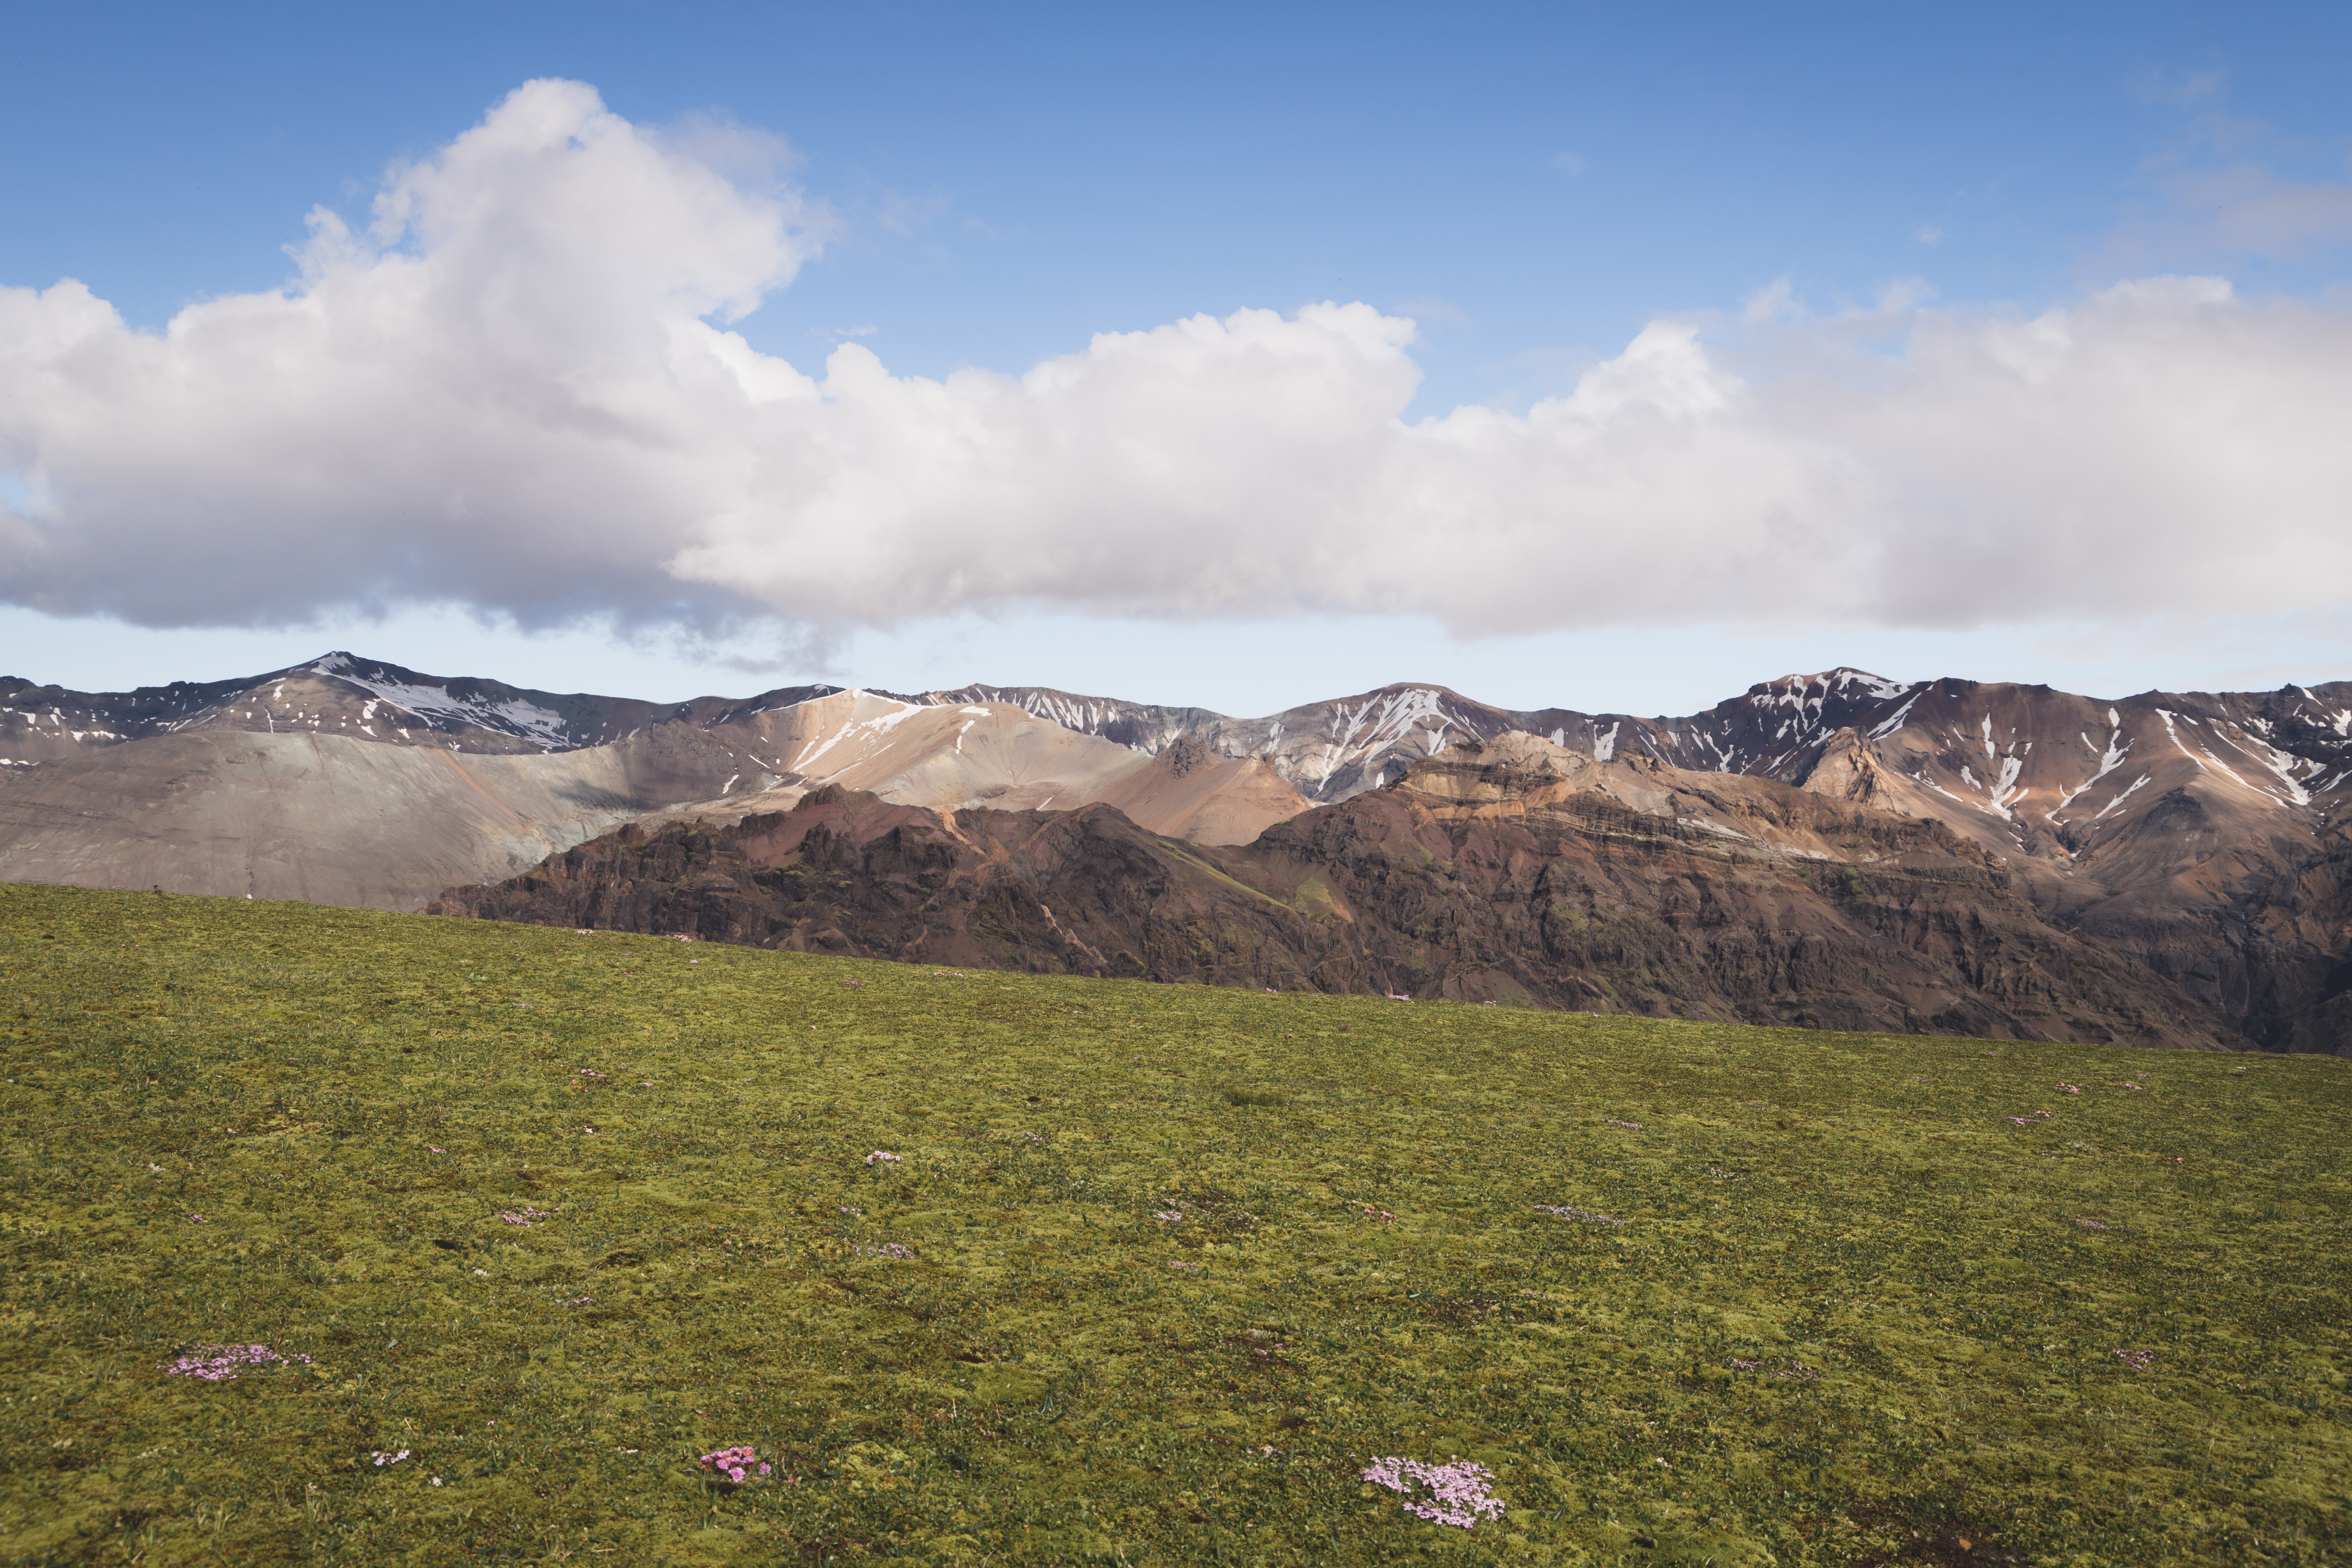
left=427, top=736, right=2239, bottom=1050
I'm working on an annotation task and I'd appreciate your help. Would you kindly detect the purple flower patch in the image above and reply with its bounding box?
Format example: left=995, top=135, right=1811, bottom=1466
left=1360, top=1456, right=1504, bottom=1528
left=697, top=1444, right=773, bottom=1485
left=1729, top=1356, right=1819, bottom=1380
left=160, top=1343, right=313, bottom=1381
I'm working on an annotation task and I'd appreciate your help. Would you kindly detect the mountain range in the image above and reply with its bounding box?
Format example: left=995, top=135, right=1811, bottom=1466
left=6, top=652, right=2349, bottom=1051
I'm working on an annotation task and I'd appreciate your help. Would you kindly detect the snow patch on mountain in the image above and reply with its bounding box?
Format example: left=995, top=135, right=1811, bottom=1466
left=312, top=654, right=571, bottom=749
left=2092, top=773, right=2152, bottom=820
left=2052, top=727, right=2132, bottom=820
left=1867, top=694, right=1919, bottom=739
left=789, top=693, right=933, bottom=779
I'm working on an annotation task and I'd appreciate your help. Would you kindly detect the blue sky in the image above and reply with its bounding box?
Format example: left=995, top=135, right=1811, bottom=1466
left=4, top=2, right=2350, bottom=713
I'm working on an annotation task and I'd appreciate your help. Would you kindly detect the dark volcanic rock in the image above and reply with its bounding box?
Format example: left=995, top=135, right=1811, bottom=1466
left=429, top=737, right=2237, bottom=1049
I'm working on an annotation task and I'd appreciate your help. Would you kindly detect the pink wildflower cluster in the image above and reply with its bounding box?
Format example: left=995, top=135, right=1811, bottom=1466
left=1730, top=1356, right=1820, bottom=1380
left=855, top=1243, right=915, bottom=1260
left=841, top=978, right=868, bottom=988
left=2005, top=1110, right=2055, bottom=1125
left=2074, top=1217, right=2122, bottom=1231
left=159, top=1343, right=313, bottom=1381
left=1156, top=1209, right=1185, bottom=1222
left=668, top=933, right=695, bottom=943
left=576, top=1067, right=606, bottom=1081
left=865, top=1150, right=902, bottom=1166
left=369, top=1449, right=410, bottom=1466
left=1351, top=1202, right=1395, bottom=1223
left=2055, top=1082, right=2082, bottom=1094
left=697, top=1445, right=772, bottom=1485
left=1360, top=1457, right=1504, bottom=1528
left=500, top=1206, right=557, bottom=1227
left=2114, top=1347, right=2157, bottom=1370
left=1534, top=1204, right=1623, bottom=1227
left=1603, top=1118, right=1643, bottom=1130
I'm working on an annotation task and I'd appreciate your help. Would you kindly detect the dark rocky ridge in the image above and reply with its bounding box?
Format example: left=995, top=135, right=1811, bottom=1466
left=0, top=651, right=851, bottom=760
left=428, top=735, right=2240, bottom=1050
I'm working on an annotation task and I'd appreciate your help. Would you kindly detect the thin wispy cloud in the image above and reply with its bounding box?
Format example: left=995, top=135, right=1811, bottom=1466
left=1392, top=296, right=1471, bottom=328
left=2157, top=161, right=2352, bottom=257
left=2107, top=84, right=2352, bottom=268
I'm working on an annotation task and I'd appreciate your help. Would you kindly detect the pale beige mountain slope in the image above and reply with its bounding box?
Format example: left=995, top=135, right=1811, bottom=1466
left=660, top=692, right=1306, bottom=846
left=0, top=692, right=1307, bottom=910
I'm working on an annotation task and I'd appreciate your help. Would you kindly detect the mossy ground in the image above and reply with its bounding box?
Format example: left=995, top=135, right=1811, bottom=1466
left=0, top=881, right=2346, bottom=1565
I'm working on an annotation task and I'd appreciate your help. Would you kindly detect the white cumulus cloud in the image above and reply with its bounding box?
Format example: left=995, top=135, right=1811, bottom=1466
left=3, top=79, right=2351, bottom=646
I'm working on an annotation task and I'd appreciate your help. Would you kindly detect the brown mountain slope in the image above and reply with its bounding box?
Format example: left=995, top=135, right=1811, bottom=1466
left=427, top=734, right=2235, bottom=1050
left=931, top=672, right=2352, bottom=1048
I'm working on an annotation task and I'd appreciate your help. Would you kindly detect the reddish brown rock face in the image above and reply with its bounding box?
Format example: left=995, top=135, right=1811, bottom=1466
left=429, top=737, right=2246, bottom=1052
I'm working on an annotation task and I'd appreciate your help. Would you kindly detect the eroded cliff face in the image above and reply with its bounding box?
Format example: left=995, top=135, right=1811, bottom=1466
left=428, top=737, right=2240, bottom=1050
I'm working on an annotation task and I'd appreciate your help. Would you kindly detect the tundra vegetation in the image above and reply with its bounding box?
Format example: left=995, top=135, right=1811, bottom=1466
left=0, top=882, right=2344, bottom=1565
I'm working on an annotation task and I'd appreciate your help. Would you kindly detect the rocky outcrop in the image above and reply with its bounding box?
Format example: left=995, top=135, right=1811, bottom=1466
left=429, top=738, right=2239, bottom=1050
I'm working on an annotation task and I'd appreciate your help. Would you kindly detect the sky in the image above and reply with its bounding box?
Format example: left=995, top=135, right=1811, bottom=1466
left=3, top=1, right=2351, bottom=715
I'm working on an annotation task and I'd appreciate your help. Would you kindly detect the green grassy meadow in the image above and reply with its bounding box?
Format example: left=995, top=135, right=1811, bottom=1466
left=1, top=881, right=2347, bottom=1565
